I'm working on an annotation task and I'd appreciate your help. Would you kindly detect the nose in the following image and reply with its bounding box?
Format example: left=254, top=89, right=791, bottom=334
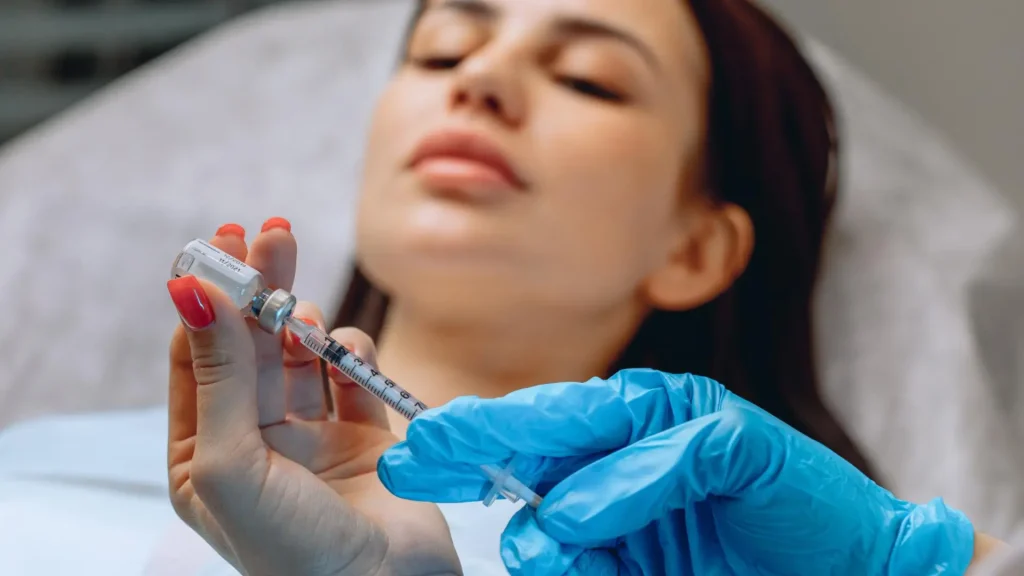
left=449, top=48, right=526, bottom=128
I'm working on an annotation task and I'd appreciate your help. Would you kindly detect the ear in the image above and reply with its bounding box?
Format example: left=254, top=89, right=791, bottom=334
left=641, top=202, right=754, bottom=311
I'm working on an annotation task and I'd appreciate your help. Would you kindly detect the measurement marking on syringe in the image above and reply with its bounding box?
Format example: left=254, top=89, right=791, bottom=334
left=302, top=334, right=328, bottom=356
left=296, top=323, right=434, bottom=419
left=304, top=332, right=402, bottom=410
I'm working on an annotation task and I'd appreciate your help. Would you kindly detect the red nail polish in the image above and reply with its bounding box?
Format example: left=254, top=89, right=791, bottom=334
left=261, top=217, right=291, bottom=233
left=167, top=276, right=216, bottom=330
left=328, top=364, right=343, bottom=380
left=215, top=223, right=245, bottom=239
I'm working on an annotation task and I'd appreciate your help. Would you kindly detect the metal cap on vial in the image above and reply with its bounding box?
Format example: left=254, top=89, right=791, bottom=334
left=254, top=288, right=297, bottom=334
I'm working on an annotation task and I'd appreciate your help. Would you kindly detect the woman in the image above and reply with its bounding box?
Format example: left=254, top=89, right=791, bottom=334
left=337, top=0, right=871, bottom=473
left=165, top=0, right=1000, bottom=573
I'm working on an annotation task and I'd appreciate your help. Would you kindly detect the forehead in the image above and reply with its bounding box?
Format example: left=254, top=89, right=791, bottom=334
left=424, top=0, right=707, bottom=77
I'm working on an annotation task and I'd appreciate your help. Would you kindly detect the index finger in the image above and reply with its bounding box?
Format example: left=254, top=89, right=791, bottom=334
left=376, top=370, right=729, bottom=503
left=245, top=218, right=297, bottom=426
left=402, top=369, right=722, bottom=463
left=375, top=379, right=632, bottom=504
left=248, top=218, right=296, bottom=292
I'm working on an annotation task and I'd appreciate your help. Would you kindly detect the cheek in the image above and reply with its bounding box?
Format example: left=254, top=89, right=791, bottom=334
left=357, top=75, right=439, bottom=235
left=361, top=78, right=422, bottom=193
left=531, top=110, right=682, bottom=302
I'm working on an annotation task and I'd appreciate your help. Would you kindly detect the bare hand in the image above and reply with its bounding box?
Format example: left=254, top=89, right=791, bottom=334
left=166, top=221, right=461, bottom=576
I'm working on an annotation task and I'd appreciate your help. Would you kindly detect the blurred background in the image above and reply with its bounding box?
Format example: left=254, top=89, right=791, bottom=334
left=0, top=0, right=1023, bottom=571
left=2, top=0, right=1022, bottom=206
left=0, top=0, right=292, bottom=146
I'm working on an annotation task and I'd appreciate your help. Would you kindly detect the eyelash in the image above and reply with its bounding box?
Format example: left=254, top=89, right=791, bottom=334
left=413, top=56, right=463, bottom=70
left=557, top=77, right=624, bottom=102
left=410, top=56, right=625, bottom=103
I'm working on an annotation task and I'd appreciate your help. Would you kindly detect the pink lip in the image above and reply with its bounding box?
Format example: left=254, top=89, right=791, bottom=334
left=408, top=129, right=526, bottom=192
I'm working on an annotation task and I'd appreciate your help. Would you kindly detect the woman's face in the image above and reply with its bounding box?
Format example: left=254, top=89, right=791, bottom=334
left=357, top=0, right=717, bottom=319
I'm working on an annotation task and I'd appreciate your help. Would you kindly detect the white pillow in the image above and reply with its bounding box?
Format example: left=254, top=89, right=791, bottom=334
left=805, top=38, right=1024, bottom=534
left=0, top=0, right=1019, bottom=534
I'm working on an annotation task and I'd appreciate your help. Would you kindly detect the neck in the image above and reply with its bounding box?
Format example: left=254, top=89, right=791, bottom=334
left=375, top=300, right=642, bottom=437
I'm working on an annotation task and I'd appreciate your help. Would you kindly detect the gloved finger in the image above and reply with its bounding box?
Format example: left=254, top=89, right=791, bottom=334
left=400, top=370, right=725, bottom=465
left=536, top=407, right=781, bottom=546
left=376, top=443, right=520, bottom=502
left=500, top=507, right=620, bottom=576
left=380, top=370, right=732, bottom=503
left=166, top=275, right=265, bottom=487
left=326, top=327, right=388, bottom=429
left=281, top=302, right=328, bottom=420
left=246, top=218, right=297, bottom=427
left=377, top=442, right=603, bottom=503
left=399, top=380, right=632, bottom=466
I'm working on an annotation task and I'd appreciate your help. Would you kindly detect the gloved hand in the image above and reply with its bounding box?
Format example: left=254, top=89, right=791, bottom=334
left=378, top=369, right=976, bottom=575
left=166, top=221, right=460, bottom=576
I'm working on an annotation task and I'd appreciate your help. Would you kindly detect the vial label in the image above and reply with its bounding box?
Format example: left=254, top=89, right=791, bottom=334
left=172, top=239, right=265, bottom=311
left=194, top=239, right=248, bottom=275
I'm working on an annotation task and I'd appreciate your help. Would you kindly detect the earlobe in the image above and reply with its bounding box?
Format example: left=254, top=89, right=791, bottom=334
left=642, top=202, right=754, bottom=311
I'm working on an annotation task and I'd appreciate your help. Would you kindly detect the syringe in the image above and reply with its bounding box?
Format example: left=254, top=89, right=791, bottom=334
left=171, top=238, right=543, bottom=509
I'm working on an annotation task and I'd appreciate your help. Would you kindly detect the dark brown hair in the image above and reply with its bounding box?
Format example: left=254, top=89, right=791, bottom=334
left=333, top=0, right=876, bottom=480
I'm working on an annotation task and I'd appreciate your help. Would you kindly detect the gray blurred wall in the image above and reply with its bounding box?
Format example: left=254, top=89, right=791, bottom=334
left=761, top=0, right=1024, bottom=211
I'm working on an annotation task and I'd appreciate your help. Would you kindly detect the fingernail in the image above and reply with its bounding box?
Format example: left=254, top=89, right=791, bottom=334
left=327, top=364, right=342, bottom=379
left=289, top=317, right=316, bottom=347
left=167, top=276, right=216, bottom=330
left=261, top=217, right=291, bottom=233
left=215, top=223, right=245, bottom=239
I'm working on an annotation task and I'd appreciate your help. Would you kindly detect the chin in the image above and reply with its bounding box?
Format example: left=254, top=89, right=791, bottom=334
left=353, top=187, right=539, bottom=315
left=357, top=240, right=534, bottom=320
left=358, top=196, right=524, bottom=264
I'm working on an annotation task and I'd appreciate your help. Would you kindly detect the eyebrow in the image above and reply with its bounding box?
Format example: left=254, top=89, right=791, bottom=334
left=429, top=0, right=662, bottom=73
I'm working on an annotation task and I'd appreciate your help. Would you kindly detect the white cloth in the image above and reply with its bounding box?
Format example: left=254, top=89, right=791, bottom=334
left=0, top=409, right=516, bottom=575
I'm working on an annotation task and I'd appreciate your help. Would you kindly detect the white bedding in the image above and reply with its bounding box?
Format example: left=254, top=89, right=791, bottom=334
left=0, top=409, right=517, bottom=574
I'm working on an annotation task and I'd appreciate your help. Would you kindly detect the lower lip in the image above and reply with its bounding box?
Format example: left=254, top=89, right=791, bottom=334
left=413, top=157, right=518, bottom=195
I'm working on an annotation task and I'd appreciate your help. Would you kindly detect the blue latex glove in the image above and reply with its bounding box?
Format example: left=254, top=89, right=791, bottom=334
left=378, top=369, right=975, bottom=575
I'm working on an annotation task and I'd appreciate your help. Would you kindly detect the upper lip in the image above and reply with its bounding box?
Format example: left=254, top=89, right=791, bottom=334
left=408, top=129, right=526, bottom=189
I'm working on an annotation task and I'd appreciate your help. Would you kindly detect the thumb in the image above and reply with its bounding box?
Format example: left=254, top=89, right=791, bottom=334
left=537, top=407, right=783, bottom=546
left=500, top=507, right=619, bottom=576
left=168, top=275, right=260, bottom=458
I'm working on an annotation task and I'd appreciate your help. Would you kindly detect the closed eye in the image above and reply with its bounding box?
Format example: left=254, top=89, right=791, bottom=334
left=558, top=77, right=625, bottom=103
left=412, top=56, right=464, bottom=70
left=410, top=56, right=626, bottom=104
